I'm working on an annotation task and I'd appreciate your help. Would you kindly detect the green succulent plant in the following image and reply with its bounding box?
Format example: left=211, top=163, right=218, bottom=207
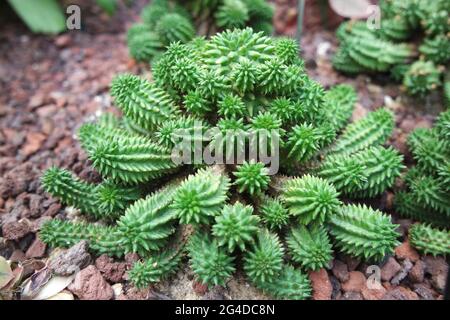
left=40, top=28, right=408, bottom=297
left=212, top=202, right=260, bottom=252
left=259, top=197, right=290, bottom=230
left=234, top=161, right=271, bottom=195
left=128, top=247, right=185, bottom=288
left=395, top=112, right=450, bottom=234
left=187, top=232, right=235, bottom=287
left=281, top=175, right=341, bottom=225
left=258, top=265, right=311, bottom=300
left=403, top=60, right=443, bottom=96
left=286, top=225, right=333, bottom=271
left=244, top=229, right=284, bottom=286
left=41, top=167, right=140, bottom=220
left=333, top=0, right=450, bottom=99
left=328, top=204, right=400, bottom=262
left=409, top=223, right=450, bottom=256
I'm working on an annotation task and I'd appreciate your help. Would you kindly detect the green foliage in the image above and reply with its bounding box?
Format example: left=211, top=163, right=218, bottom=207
left=39, top=219, right=123, bottom=257
left=116, top=189, right=178, bottom=256
left=258, top=265, right=311, bottom=300
left=111, top=74, right=178, bottom=130
left=156, top=13, right=196, bottom=45
left=409, top=224, right=450, bottom=256
left=259, top=197, right=290, bottom=230
left=286, top=124, right=335, bottom=163
left=188, top=232, right=235, bottom=287
left=403, top=61, right=442, bottom=96
left=333, top=0, right=449, bottom=98
left=8, top=0, right=66, bottom=34
left=172, top=168, right=230, bottom=225
left=234, top=161, right=270, bottom=195
left=287, top=225, right=333, bottom=271
left=281, top=175, right=341, bottom=225
left=128, top=247, right=184, bottom=288
left=322, top=84, right=357, bottom=131
left=218, top=94, right=247, bottom=119
left=244, top=229, right=284, bottom=286
left=329, top=108, right=394, bottom=156
left=419, top=35, right=450, bottom=65
left=216, top=0, right=249, bottom=28
left=328, top=204, right=400, bottom=262
left=212, top=202, right=260, bottom=251
left=42, top=167, right=139, bottom=220
left=318, top=146, right=405, bottom=198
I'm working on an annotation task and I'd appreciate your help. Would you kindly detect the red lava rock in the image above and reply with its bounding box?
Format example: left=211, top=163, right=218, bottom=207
left=43, top=203, right=62, bottom=217
left=124, top=252, right=140, bottom=266
left=413, top=283, right=436, bottom=300
left=55, top=35, right=71, bottom=48
left=68, top=265, right=113, bottom=300
left=351, top=103, right=368, bottom=121
left=9, top=249, right=26, bottom=262
left=382, top=286, right=419, bottom=300
left=395, top=241, right=420, bottom=262
left=341, top=255, right=360, bottom=271
left=341, top=271, right=367, bottom=293
left=2, top=220, right=31, bottom=240
left=49, top=240, right=91, bottom=276
left=21, top=132, right=46, bottom=157
left=25, top=237, right=47, bottom=258
left=331, top=260, right=349, bottom=282
left=409, top=260, right=425, bottom=283
left=381, top=257, right=402, bottom=282
left=308, top=269, right=332, bottom=300
left=193, top=281, right=209, bottom=296
left=95, top=254, right=127, bottom=283
left=361, top=286, right=387, bottom=300
left=423, top=256, right=448, bottom=293
left=125, top=286, right=150, bottom=300
left=0, top=197, right=4, bottom=209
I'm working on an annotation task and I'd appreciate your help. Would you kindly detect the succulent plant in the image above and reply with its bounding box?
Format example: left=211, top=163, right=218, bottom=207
left=128, top=247, right=185, bottom=288
left=234, top=161, right=271, bottom=195
left=395, top=111, right=450, bottom=234
left=258, top=265, right=311, bottom=300
left=39, top=28, right=407, bottom=297
left=244, top=229, right=284, bottom=286
left=172, top=168, right=230, bottom=225
left=333, top=1, right=450, bottom=99
left=187, top=231, right=235, bottom=287
left=286, top=225, right=333, bottom=271
left=403, top=60, right=442, bottom=96
left=281, top=175, right=341, bottom=225
left=259, top=196, right=290, bottom=230
left=212, top=202, right=260, bottom=252
left=328, top=204, right=400, bottom=262
left=409, top=223, right=450, bottom=256
left=41, top=167, right=140, bottom=220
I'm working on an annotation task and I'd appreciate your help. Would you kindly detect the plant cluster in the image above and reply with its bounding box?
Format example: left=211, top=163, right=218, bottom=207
left=395, top=109, right=450, bottom=256
left=40, top=29, right=404, bottom=299
left=127, top=0, right=274, bottom=62
left=333, top=0, right=450, bottom=97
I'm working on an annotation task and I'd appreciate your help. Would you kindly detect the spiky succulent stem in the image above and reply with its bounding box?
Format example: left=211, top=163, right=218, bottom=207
left=318, top=146, right=405, bottom=198
left=244, top=229, right=284, bottom=286
left=233, top=161, right=270, bottom=196
left=212, top=202, right=260, bottom=252
left=172, top=168, right=230, bottom=225
left=281, top=175, right=341, bottom=225
left=259, top=196, right=290, bottom=230
left=328, top=204, right=400, bottom=262
left=329, top=108, right=394, bottom=156
left=409, top=223, right=450, bottom=257
left=258, top=265, right=312, bottom=300
left=41, top=167, right=140, bottom=220
left=287, top=225, right=333, bottom=271
left=128, top=247, right=184, bottom=288
left=187, top=231, right=235, bottom=287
